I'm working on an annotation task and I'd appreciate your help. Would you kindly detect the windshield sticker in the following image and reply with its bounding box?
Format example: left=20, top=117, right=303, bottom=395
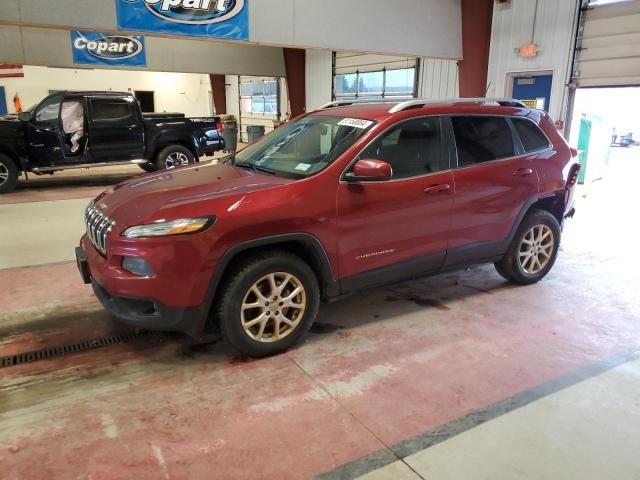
left=295, top=163, right=311, bottom=172
left=337, top=118, right=374, bottom=130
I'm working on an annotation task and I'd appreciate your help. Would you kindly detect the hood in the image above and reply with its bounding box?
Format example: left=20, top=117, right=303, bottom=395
left=94, top=161, right=293, bottom=227
left=0, top=116, right=23, bottom=131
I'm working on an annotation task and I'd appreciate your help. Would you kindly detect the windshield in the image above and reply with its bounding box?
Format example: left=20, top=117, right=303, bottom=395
left=232, top=115, right=375, bottom=178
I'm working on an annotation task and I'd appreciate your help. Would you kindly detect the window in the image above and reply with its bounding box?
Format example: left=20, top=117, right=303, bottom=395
left=512, top=118, right=550, bottom=153
left=451, top=116, right=515, bottom=167
left=240, top=79, right=278, bottom=115
left=91, top=99, right=132, bottom=121
left=35, top=96, right=62, bottom=122
left=232, top=115, right=374, bottom=179
left=359, top=117, right=446, bottom=179
left=335, top=67, right=415, bottom=101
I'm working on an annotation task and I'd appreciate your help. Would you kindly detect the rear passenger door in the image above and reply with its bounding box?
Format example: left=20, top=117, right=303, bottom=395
left=445, top=115, right=539, bottom=266
left=88, top=97, right=144, bottom=161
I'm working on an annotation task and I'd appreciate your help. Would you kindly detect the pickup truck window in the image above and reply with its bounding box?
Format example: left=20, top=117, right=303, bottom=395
left=35, top=96, right=62, bottom=123
left=91, top=99, right=132, bottom=122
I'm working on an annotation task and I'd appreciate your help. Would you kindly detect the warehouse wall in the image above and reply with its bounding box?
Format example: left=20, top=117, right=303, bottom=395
left=486, top=0, right=580, bottom=121
left=418, top=58, right=460, bottom=99
left=305, top=50, right=333, bottom=112
left=1, top=0, right=462, bottom=60
left=1, top=66, right=212, bottom=117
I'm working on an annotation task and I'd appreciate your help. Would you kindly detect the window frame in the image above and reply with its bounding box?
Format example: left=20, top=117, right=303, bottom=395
left=334, top=66, right=417, bottom=101
left=239, top=78, right=279, bottom=116
left=89, top=97, right=135, bottom=124
left=33, top=94, right=64, bottom=124
left=510, top=116, right=552, bottom=155
left=340, top=115, right=454, bottom=183
left=446, top=114, right=529, bottom=170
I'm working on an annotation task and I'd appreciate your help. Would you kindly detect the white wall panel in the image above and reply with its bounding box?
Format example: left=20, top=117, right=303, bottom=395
left=305, top=49, right=333, bottom=112
left=418, top=58, right=459, bottom=99
left=1, top=65, right=212, bottom=116
left=486, top=0, right=579, bottom=121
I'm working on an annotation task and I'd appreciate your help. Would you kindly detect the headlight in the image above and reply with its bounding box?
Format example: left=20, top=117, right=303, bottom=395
left=122, top=217, right=215, bottom=238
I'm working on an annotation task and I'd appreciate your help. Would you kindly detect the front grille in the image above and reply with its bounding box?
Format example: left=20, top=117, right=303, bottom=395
left=85, top=202, right=115, bottom=256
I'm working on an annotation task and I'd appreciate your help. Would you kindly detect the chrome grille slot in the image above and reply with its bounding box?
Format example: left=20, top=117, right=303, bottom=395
left=84, top=202, right=115, bottom=256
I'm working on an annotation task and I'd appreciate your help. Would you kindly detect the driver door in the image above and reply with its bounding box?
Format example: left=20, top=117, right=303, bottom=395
left=26, top=94, right=65, bottom=167
left=336, top=116, right=455, bottom=291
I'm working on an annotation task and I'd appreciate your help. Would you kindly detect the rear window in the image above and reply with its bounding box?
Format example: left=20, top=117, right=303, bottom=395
left=451, top=116, right=515, bottom=167
left=512, top=118, right=550, bottom=153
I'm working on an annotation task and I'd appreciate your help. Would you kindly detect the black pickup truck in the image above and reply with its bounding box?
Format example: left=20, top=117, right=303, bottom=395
left=0, top=91, right=224, bottom=193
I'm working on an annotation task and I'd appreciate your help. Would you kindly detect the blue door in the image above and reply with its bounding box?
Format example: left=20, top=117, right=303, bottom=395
left=0, top=87, right=7, bottom=115
left=512, top=74, right=552, bottom=111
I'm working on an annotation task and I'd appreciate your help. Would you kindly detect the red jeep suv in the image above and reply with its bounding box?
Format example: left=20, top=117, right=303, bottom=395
left=76, top=98, right=580, bottom=357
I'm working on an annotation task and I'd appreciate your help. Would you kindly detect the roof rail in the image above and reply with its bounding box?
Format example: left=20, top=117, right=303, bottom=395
left=318, top=99, right=398, bottom=110
left=388, top=97, right=528, bottom=114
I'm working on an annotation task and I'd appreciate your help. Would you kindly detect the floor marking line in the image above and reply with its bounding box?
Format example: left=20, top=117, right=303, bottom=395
left=314, top=346, right=640, bottom=479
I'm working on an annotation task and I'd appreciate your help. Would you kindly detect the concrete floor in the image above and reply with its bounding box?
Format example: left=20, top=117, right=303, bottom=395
left=0, top=148, right=639, bottom=479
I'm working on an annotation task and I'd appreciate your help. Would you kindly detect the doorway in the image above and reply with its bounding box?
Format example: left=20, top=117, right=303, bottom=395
left=134, top=90, right=155, bottom=113
left=511, top=74, right=553, bottom=111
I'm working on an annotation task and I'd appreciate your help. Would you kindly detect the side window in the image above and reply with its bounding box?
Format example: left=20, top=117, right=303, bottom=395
left=91, top=99, right=133, bottom=123
left=512, top=118, right=550, bottom=153
left=451, top=116, right=515, bottom=167
left=359, top=117, right=446, bottom=179
left=34, top=96, right=62, bottom=123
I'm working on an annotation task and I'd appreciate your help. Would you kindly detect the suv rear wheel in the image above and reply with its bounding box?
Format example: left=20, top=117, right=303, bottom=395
left=216, top=251, right=320, bottom=358
left=156, top=145, right=194, bottom=170
left=0, top=154, right=18, bottom=194
left=495, top=209, right=561, bottom=285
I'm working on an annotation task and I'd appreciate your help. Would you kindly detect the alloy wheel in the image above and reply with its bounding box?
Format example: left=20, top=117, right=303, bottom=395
left=165, top=152, right=190, bottom=169
left=241, top=272, right=307, bottom=343
left=0, top=164, right=8, bottom=186
left=518, top=224, right=554, bottom=275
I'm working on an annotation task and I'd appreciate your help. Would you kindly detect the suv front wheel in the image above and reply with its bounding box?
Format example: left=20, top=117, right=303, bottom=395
left=495, top=209, right=561, bottom=285
left=216, top=250, right=320, bottom=358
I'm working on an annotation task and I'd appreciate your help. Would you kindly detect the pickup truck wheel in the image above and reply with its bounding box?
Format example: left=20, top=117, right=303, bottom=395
left=216, top=251, right=320, bottom=358
left=0, top=154, right=18, bottom=194
left=156, top=145, right=194, bottom=170
left=138, top=162, right=158, bottom=173
left=495, top=209, right=561, bottom=285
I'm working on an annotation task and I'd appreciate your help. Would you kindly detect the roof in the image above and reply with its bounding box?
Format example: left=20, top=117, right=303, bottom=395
left=311, top=99, right=535, bottom=122
left=63, top=91, right=133, bottom=97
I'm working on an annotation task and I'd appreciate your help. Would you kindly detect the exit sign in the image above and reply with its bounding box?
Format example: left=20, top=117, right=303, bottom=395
left=519, top=44, right=538, bottom=58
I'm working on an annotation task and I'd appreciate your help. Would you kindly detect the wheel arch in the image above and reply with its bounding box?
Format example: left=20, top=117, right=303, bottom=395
left=506, top=193, right=565, bottom=246
left=202, top=234, right=339, bottom=330
left=151, top=134, right=199, bottom=160
left=0, top=146, right=24, bottom=172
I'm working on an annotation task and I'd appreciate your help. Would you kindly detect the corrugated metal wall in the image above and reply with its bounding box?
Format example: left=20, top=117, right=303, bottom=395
left=305, top=50, right=333, bottom=112
left=418, top=58, right=459, bottom=99
left=486, top=0, right=579, bottom=121
left=576, top=0, right=640, bottom=87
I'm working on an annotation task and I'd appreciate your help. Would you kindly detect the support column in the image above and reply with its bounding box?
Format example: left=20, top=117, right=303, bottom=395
left=459, top=0, right=494, bottom=97
left=283, top=48, right=306, bottom=118
left=209, top=74, right=227, bottom=115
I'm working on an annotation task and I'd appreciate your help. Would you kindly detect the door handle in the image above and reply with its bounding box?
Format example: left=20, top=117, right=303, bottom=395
left=423, top=183, right=451, bottom=194
left=513, top=168, right=534, bottom=176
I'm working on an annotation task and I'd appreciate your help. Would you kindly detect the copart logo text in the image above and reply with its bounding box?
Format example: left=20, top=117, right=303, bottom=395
left=142, top=0, right=245, bottom=24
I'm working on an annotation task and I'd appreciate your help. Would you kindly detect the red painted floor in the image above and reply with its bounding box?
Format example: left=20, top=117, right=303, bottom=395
left=1, top=151, right=638, bottom=479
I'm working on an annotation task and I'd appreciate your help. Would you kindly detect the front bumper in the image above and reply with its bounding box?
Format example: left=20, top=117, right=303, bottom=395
left=76, top=244, right=209, bottom=335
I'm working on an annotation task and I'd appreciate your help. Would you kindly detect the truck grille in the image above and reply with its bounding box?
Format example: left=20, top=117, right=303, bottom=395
left=85, top=202, right=115, bottom=256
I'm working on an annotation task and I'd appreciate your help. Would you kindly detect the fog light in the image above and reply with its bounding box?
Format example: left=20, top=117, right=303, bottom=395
left=122, top=256, right=155, bottom=276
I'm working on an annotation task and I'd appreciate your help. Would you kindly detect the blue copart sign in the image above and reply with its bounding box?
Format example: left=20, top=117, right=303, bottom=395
left=71, top=31, right=147, bottom=66
left=115, top=0, right=249, bottom=40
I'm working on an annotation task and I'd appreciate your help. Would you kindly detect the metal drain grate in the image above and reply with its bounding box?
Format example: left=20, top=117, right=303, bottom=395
left=0, top=331, right=160, bottom=369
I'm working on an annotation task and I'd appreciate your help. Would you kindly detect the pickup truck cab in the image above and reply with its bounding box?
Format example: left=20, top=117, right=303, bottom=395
left=0, top=91, right=224, bottom=193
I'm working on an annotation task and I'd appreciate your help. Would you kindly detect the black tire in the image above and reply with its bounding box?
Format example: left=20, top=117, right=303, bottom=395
left=0, top=154, right=19, bottom=194
left=155, top=145, right=194, bottom=170
left=138, top=162, right=158, bottom=173
left=495, top=209, right=561, bottom=285
left=216, top=250, right=320, bottom=358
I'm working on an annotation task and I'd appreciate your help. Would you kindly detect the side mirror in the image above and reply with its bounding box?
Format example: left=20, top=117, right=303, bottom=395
left=345, top=159, right=392, bottom=182
left=18, top=112, right=31, bottom=122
